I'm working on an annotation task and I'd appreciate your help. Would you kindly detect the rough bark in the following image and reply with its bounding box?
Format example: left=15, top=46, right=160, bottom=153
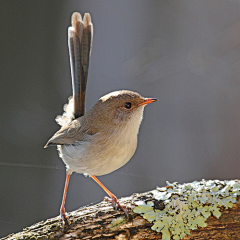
left=2, top=190, right=240, bottom=240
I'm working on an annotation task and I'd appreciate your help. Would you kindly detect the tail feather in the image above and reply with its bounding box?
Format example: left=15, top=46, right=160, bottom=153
left=68, top=12, right=93, bottom=120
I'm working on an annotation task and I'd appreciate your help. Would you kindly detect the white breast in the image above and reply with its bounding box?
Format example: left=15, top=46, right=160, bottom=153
left=58, top=106, right=145, bottom=176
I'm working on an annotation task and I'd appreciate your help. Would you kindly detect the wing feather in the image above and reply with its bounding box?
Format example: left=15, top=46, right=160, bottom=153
left=44, top=119, right=83, bottom=147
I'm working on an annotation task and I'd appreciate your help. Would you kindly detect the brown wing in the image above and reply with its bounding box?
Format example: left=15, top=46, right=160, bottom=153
left=44, top=119, right=85, bottom=147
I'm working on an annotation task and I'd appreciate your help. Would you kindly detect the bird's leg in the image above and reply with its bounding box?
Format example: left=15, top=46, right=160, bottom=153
left=60, top=172, right=71, bottom=229
left=90, top=175, right=128, bottom=218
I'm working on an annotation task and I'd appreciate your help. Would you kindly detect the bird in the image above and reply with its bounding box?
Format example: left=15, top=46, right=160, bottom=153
left=44, top=12, right=158, bottom=229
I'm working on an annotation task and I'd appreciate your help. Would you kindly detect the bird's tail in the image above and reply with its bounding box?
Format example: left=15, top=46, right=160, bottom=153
left=56, top=12, right=93, bottom=126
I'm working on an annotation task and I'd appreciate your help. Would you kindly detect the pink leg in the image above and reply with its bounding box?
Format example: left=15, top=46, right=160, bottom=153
left=60, top=172, right=71, bottom=229
left=91, top=175, right=128, bottom=218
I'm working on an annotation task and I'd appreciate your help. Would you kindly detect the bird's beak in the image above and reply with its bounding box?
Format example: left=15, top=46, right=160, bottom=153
left=138, top=98, right=159, bottom=106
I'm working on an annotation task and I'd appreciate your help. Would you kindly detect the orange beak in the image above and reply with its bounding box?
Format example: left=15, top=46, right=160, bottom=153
left=138, top=98, right=159, bottom=106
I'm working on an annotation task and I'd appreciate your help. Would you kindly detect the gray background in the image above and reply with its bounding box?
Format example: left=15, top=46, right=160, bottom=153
left=1, top=0, right=240, bottom=237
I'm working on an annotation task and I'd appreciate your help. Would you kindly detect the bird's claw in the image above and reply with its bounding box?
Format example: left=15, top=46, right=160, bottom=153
left=104, top=196, right=129, bottom=219
left=60, top=210, right=70, bottom=230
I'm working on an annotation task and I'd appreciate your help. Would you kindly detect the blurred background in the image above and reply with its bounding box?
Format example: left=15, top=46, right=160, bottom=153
left=1, top=0, right=240, bottom=237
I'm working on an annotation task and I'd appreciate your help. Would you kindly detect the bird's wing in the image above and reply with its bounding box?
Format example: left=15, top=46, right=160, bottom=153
left=44, top=119, right=87, bottom=147
left=68, top=12, right=93, bottom=119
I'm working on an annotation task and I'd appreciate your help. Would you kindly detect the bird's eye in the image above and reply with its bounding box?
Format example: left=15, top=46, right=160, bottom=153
left=124, top=102, right=132, bottom=109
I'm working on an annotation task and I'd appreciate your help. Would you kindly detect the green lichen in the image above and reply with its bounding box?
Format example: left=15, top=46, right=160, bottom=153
left=134, top=179, right=240, bottom=240
left=110, top=216, right=126, bottom=228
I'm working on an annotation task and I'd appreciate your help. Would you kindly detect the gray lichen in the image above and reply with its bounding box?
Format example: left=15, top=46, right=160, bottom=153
left=134, top=179, right=240, bottom=240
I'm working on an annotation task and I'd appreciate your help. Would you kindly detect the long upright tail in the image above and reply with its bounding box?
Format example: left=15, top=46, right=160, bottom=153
left=68, top=12, right=93, bottom=119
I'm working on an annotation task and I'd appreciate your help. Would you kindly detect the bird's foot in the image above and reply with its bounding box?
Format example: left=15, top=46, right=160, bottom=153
left=104, top=195, right=129, bottom=219
left=60, top=209, right=70, bottom=230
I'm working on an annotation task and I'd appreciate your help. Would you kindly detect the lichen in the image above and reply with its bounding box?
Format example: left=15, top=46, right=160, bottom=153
left=110, top=216, right=127, bottom=228
left=134, top=179, right=240, bottom=240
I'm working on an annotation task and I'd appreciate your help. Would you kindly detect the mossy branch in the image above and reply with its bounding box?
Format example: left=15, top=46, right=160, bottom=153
left=2, top=180, right=240, bottom=240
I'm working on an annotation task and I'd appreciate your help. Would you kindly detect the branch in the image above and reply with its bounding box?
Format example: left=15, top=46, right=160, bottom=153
left=2, top=180, right=240, bottom=240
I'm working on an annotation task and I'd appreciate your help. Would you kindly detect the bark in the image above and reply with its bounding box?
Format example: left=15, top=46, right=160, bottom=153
left=2, top=186, right=240, bottom=240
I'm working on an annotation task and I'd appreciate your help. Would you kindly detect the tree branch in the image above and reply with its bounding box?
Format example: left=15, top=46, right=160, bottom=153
left=3, top=180, right=240, bottom=240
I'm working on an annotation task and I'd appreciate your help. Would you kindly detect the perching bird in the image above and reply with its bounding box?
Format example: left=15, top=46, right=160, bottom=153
left=44, top=12, right=158, bottom=229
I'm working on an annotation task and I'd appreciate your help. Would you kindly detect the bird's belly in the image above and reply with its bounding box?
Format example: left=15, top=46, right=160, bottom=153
left=58, top=133, right=137, bottom=176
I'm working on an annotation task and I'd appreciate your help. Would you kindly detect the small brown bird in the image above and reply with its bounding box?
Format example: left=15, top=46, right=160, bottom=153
left=45, top=12, right=158, bottom=228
